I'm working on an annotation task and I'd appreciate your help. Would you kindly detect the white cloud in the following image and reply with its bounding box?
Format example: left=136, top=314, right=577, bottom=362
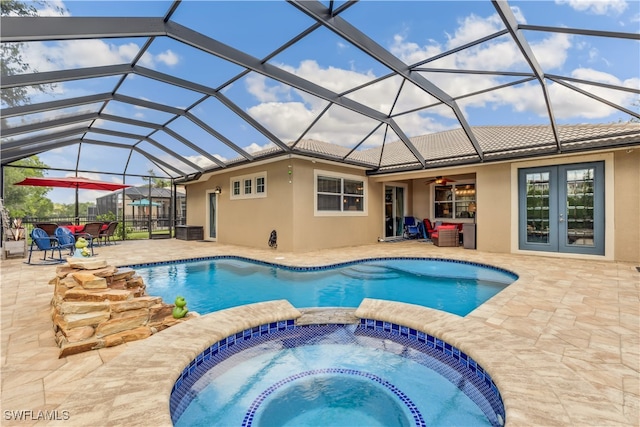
left=555, top=0, right=628, bottom=15
left=245, top=74, right=290, bottom=103
left=247, top=101, right=318, bottom=142
left=156, top=50, right=179, bottom=67
left=280, top=59, right=376, bottom=94
left=20, top=39, right=178, bottom=86
left=446, top=12, right=511, bottom=48
left=529, top=33, right=572, bottom=70
left=139, top=49, right=180, bottom=68
left=243, top=142, right=276, bottom=154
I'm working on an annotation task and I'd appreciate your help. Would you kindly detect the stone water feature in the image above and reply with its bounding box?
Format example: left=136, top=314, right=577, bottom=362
left=50, top=257, right=196, bottom=358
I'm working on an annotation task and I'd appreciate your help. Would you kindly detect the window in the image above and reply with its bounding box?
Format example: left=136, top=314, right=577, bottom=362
left=434, top=183, right=475, bottom=219
left=230, top=172, right=267, bottom=200
left=315, top=170, right=366, bottom=215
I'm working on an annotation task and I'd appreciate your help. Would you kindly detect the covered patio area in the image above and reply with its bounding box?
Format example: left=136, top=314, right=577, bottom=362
left=1, top=240, right=637, bottom=426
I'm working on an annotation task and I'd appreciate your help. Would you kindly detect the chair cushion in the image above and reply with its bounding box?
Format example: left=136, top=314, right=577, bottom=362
left=438, top=225, right=457, bottom=230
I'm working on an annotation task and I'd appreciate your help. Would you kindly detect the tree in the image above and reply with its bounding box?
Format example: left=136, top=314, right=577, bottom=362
left=1, top=1, right=64, bottom=219
left=3, top=158, right=53, bottom=218
left=147, top=169, right=169, bottom=188
left=0, top=0, right=64, bottom=108
left=52, top=202, right=92, bottom=217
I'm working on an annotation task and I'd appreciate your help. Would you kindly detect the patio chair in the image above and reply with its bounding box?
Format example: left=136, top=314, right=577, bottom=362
left=34, top=222, right=58, bottom=237
left=54, top=227, right=76, bottom=257
left=98, top=221, right=118, bottom=245
left=74, top=221, right=103, bottom=255
left=403, top=217, right=420, bottom=239
left=423, top=218, right=436, bottom=240
left=27, top=228, right=65, bottom=264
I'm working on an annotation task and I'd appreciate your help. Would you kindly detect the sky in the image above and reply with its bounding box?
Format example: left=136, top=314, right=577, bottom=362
left=4, top=0, right=640, bottom=204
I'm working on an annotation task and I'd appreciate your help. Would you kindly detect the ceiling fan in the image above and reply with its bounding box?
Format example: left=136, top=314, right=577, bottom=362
left=424, top=176, right=456, bottom=185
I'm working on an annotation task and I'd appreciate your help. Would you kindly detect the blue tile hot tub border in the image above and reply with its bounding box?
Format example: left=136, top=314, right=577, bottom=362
left=170, top=320, right=506, bottom=426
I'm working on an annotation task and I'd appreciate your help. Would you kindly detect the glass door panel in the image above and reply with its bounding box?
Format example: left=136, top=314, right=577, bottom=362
left=559, top=163, right=604, bottom=255
left=520, top=168, right=557, bottom=251
left=208, top=193, right=217, bottom=239
left=384, top=185, right=405, bottom=238
left=525, top=171, right=552, bottom=244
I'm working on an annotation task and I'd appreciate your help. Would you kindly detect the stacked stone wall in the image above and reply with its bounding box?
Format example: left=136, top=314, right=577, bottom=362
left=50, top=258, right=195, bottom=358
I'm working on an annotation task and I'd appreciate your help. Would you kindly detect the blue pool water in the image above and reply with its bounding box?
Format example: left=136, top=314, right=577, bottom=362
left=171, top=324, right=505, bottom=427
left=137, top=257, right=516, bottom=316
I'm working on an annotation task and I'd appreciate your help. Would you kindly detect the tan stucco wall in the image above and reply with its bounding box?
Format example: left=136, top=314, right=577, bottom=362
left=186, top=161, right=294, bottom=250
left=185, top=159, right=379, bottom=252
left=289, top=160, right=382, bottom=251
left=613, top=149, right=640, bottom=263
left=475, top=163, right=512, bottom=253
left=185, top=148, right=639, bottom=261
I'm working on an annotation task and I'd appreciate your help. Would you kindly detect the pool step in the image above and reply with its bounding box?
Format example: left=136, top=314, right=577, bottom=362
left=341, top=265, right=400, bottom=280
left=296, top=308, right=359, bottom=325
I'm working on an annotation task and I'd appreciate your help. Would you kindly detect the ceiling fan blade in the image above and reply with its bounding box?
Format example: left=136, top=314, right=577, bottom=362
left=424, top=176, right=456, bottom=185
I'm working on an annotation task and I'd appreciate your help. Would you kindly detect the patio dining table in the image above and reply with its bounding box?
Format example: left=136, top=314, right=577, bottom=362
left=62, top=223, right=109, bottom=237
left=62, top=224, right=86, bottom=234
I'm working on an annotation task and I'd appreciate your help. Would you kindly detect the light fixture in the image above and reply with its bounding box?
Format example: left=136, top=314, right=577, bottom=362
left=213, top=186, right=222, bottom=194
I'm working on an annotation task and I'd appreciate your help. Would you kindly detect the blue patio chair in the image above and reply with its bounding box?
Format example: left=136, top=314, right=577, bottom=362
left=27, top=227, right=65, bottom=264
left=54, top=227, right=76, bottom=257
left=403, top=217, right=420, bottom=239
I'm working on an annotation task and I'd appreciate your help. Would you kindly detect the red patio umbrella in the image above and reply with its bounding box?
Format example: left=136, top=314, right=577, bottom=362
left=14, top=176, right=131, bottom=223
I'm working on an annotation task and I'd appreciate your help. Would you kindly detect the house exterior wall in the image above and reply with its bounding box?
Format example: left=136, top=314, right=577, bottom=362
left=185, top=147, right=639, bottom=262
left=613, top=149, right=640, bottom=263
left=185, top=160, right=294, bottom=250
left=476, top=163, right=512, bottom=253
left=185, top=158, right=379, bottom=252
left=289, top=161, right=381, bottom=252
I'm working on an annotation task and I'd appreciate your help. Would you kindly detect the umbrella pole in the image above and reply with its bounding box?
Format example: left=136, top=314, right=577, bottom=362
left=75, top=186, right=80, bottom=225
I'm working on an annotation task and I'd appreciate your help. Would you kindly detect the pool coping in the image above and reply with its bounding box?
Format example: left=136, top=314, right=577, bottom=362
left=46, top=298, right=585, bottom=426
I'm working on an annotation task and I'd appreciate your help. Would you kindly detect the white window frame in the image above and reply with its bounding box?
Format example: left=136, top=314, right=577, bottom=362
left=314, top=169, right=367, bottom=216
left=230, top=172, right=267, bottom=200
left=432, top=181, right=476, bottom=221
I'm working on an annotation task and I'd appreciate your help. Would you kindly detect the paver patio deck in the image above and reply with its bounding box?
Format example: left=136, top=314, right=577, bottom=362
left=1, top=239, right=638, bottom=426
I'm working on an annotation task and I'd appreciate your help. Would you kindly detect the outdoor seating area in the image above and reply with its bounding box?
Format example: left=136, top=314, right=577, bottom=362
left=399, top=216, right=469, bottom=248
left=21, top=221, right=121, bottom=264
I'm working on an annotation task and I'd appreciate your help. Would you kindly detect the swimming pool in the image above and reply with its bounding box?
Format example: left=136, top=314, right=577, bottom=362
left=170, top=323, right=505, bottom=427
left=136, top=256, right=517, bottom=316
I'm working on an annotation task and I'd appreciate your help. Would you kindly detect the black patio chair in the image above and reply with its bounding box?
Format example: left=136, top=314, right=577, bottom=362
left=34, top=222, right=58, bottom=237
left=73, top=221, right=103, bottom=254
left=98, top=221, right=118, bottom=245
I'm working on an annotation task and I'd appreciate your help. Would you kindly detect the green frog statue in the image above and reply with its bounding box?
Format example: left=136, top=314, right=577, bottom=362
left=172, top=296, right=189, bottom=319
left=74, top=237, right=91, bottom=257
